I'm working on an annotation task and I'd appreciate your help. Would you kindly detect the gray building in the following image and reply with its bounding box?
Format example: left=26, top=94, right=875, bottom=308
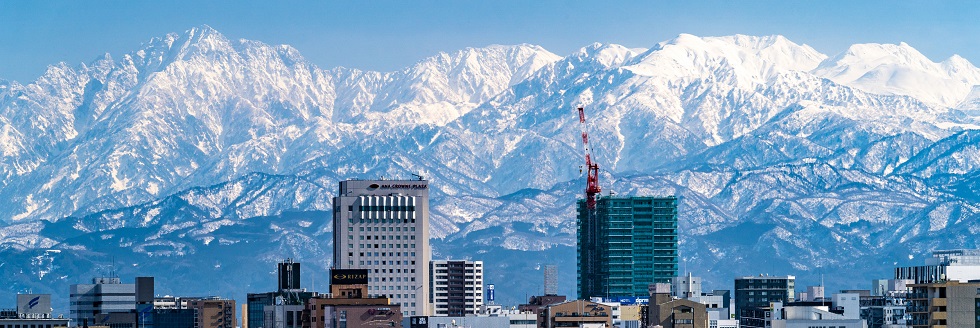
left=333, top=178, right=432, bottom=316
left=734, top=275, right=795, bottom=328
left=430, top=260, right=484, bottom=316
left=69, top=277, right=136, bottom=326
left=405, top=315, right=508, bottom=328
left=245, top=260, right=318, bottom=328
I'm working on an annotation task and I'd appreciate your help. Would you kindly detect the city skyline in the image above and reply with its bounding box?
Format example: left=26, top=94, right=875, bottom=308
left=3, top=2, right=980, bottom=319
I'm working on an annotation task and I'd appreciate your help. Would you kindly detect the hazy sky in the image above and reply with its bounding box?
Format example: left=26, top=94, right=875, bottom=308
left=1, top=1, right=978, bottom=82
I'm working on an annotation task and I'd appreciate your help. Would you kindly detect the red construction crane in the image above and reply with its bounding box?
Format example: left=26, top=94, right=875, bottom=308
left=577, top=105, right=604, bottom=298
left=578, top=106, right=601, bottom=209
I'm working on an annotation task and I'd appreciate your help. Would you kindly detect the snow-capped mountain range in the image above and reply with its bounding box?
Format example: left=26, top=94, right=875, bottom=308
left=2, top=26, right=980, bottom=309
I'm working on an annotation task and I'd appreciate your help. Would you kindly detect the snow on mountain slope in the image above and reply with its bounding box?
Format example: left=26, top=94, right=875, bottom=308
left=2, top=28, right=980, bottom=308
left=813, top=42, right=980, bottom=108
left=0, top=26, right=559, bottom=222
left=329, top=44, right=560, bottom=126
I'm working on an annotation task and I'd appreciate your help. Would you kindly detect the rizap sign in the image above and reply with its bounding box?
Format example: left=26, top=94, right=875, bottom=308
left=331, top=269, right=369, bottom=285
left=17, top=294, right=51, bottom=316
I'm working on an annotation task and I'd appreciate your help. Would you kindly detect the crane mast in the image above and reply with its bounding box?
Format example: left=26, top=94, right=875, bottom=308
left=579, top=106, right=602, bottom=208
left=577, top=106, right=604, bottom=298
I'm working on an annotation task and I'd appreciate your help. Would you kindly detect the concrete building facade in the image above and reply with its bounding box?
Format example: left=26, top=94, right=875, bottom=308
left=541, top=300, right=612, bottom=328
left=646, top=292, right=709, bottom=328
left=907, top=280, right=980, bottom=328
left=429, top=260, right=483, bottom=316
left=577, top=196, right=678, bottom=299
left=333, top=179, right=431, bottom=316
left=69, top=277, right=136, bottom=326
left=187, top=299, right=236, bottom=328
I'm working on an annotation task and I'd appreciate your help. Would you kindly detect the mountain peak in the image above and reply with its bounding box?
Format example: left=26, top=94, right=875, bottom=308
left=813, top=41, right=980, bottom=107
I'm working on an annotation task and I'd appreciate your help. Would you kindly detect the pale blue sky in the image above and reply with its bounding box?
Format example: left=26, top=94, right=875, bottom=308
left=1, top=1, right=978, bottom=83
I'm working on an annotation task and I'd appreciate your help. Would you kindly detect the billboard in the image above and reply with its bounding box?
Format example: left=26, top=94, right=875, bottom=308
left=331, top=269, right=369, bottom=285
left=486, top=284, right=495, bottom=303
left=17, top=294, right=51, bottom=318
left=600, top=296, right=649, bottom=305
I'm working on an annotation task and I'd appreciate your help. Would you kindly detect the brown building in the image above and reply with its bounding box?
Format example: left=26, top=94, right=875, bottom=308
left=540, top=300, right=612, bottom=328
left=306, top=297, right=401, bottom=328
left=907, top=280, right=980, bottom=328
left=645, top=293, right=708, bottom=328
left=303, top=269, right=402, bottom=328
left=518, top=295, right=567, bottom=315
left=187, top=298, right=236, bottom=328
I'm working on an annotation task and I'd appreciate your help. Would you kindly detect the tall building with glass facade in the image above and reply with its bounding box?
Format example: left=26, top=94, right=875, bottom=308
left=332, top=179, right=432, bottom=316
left=577, top=196, right=678, bottom=299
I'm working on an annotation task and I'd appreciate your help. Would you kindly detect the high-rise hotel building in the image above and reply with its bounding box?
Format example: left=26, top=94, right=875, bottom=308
left=332, top=179, right=431, bottom=316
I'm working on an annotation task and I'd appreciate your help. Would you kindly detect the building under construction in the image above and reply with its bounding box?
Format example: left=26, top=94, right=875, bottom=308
left=573, top=106, right=678, bottom=299
left=576, top=196, right=679, bottom=298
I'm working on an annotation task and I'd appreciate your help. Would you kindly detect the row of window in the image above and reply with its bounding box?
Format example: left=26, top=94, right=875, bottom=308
left=350, top=218, right=416, bottom=223
left=354, top=243, right=416, bottom=249
left=350, top=226, right=416, bottom=232
left=0, top=325, right=63, bottom=328
left=349, top=251, right=417, bottom=257
left=358, top=260, right=416, bottom=265
left=433, top=287, right=484, bottom=292
left=370, top=285, right=417, bottom=292
left=355, top=205, right=416, bottom=211
left=349, top=235, right=416, bottom=240
left=369, top=276, right=416, bottom=282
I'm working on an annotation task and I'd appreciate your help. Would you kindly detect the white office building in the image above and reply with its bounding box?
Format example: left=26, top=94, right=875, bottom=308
left=895, top=249, right=980, bottom=283
left=430, top=260, right=484, bottom=316
left=332, top=179, right=431, bottom=316
left=770, top=303, right=867, bottom=328
left=671, top=273, right=702, bottom=299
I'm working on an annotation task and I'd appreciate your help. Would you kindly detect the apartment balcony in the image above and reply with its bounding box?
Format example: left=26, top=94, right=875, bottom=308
left=930, top=298, right=946, bottom=307
left=931, top=311, right=947, bottom=320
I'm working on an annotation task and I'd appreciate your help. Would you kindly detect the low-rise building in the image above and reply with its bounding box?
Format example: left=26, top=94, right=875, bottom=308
left=541, top=300, right=612, bottom=328
left=770, top=303, right=866, bottom=328
left=645, top=288, right=709, bottom=328
left=187, top=298, right=236, bottom=328
left=304, top=268, right=402, bottom=328
left=907, top=280, right=980, bottom=328
left=0, top=294, right=69, bottom=328
left=517, top=295, right=566, bottom=316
